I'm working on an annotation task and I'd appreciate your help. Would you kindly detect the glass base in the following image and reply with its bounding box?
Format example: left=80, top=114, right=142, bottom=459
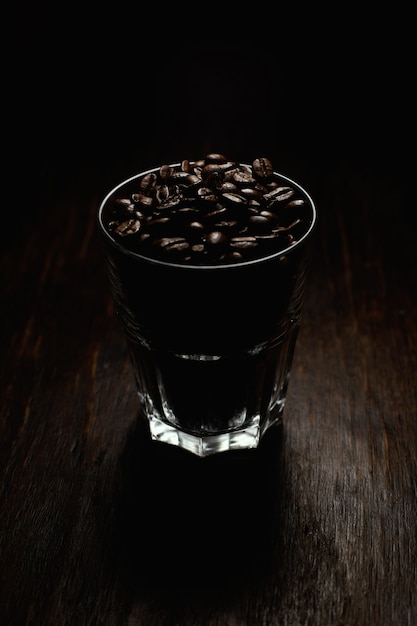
left=148, top=414, right=263, bottom=457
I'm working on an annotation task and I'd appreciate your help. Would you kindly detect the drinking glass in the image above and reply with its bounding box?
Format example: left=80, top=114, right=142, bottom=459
left=98, top=157, right=316, bottom=457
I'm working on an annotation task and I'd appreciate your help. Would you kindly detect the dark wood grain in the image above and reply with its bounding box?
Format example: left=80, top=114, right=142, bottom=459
left=3, top=25, right=416, bottom=626
left=1, top=161, right=416, bottom=625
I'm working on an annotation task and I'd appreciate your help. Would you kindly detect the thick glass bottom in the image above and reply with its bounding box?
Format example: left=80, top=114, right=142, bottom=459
left=147, top=413, right=285, bottom=457
left=130, top=321, right=299, bottom=457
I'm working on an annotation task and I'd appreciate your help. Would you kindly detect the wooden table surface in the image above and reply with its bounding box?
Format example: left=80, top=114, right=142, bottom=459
left=3, top=29, right=417, bottom=626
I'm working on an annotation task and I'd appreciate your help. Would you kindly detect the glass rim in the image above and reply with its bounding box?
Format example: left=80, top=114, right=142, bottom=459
left=98, top=163, right=317, bottom=271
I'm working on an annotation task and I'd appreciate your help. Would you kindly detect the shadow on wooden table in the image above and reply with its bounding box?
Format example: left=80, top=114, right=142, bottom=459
left=103, top=414, right=288, bottom=610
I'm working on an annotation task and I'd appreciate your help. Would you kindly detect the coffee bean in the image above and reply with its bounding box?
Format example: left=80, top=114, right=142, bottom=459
left=248, top=214, right=272, bottom=230
left=186, top=221, right=205, bottom=242
left=201, top=162, right=235, bottom=179
left=159, top=164, right=174, bottom=179
left=230, top=236, right=258, bottom=249
left=156, top=184, right=170, bottom=204
left=206, top=231, right=228, bottom=247
left=286, top=199, right=306, bottom=208
left=260, top=210, right=279, bottom=221
left=252, top=157, right=273, bottom=180
left=240, top=187, right=264, bottom=201
left=264, top=186, right=295, bottom=204
left=221, top=192, right=247, bottom=207
left=115, top=198, right=133, bottom=207
left=213, top=220, right=240, bottom=233
left=227, top=165, right=256, bottom=185
left=188, top=221, right=205, bottom=231
left=182, top=174, right=202, bottom=189
left=205, top=206, right=230, bottom=222
left=159, top=237, right=189, bottom=253
left=115, top=219, right=141, bottom=236
left=159, top=237, right=185, bottom=248
left=140, top=172, right=157, bottom=193
left=205, top=153, right=227, bottom=163
left=197, top=187, right=218, bottom=203
left=131, top=193, right=153, bottom=210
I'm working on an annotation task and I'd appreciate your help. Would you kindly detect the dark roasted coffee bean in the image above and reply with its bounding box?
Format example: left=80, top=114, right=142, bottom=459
left=205, top=153, right=227, bottom=163
left=156, top=184, right=170, bottom=203
left=221, top=192, right=247, bottom=207
left=213, top=220, right=239, bottom=233
left=226, top=251, right=244, bottom=261
left=158, top=237, right=190, bottom=253
left=239, top=187, right=264, bottom=201
left=157, top=195, right=182, bottom=210
left=286, top=199, right=306, bottom=208
left=114, top=219, right=141, bottom=236
left=230, top=236, right=258, bottom=249
left=131, top=193, right=153, bottom=209
left=260, top=210, right=279, bottom=221
left=206, top=231, right=228, bottom=248
left=249, top=214, right=272, bottom=230
left=140, top=172, right=157, bottom=193
left=172, top=170, right=193, bottom=182
left=186, top=221, right=205, bottom=242
left=264, top=186, right=295, bottom=204
left=226, top=165, right=256, bottom=185
left=159, top=164, right=174, bottom=179
left=181, top=174, right=202, bottom=191
left=252, top=157, right=274, bottom=180
left=115, top=198, right=133, bottom=207
left=188, top=220, right=205, bottom=231
left=158, top=236, right=184, bottom=247
left=205, top=206, right=230, bottom=222
left=197, top=187, right=218, bottom=203
left=166, top=239, right=190, bottom=252
left=202, top=170, right=224, bottom=190
left=266, top=180, right=279, bottom=190
left=201, top=162, right=235, bottom=179
left=218, top=181, right=239, bottom=194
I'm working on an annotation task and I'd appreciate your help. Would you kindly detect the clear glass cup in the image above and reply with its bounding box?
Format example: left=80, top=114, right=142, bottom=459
left=98, top=158, right=316, bottom=457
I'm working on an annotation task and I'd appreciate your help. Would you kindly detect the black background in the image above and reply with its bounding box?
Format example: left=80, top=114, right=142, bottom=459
left=15, top=6, right=414, bottom=222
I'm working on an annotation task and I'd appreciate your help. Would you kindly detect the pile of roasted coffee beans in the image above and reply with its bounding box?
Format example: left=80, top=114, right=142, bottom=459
left=104, top=154, right=311, bottom=265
